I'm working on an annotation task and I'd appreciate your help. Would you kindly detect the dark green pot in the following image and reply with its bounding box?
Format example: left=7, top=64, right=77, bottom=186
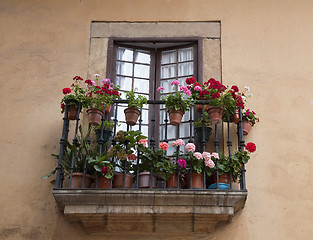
left=194, top=126, right=212, bottom=142
left=95, top=129, right=112, bottom=143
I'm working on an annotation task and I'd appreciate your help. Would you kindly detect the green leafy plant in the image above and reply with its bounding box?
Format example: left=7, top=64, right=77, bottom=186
left=138, top=142, right=176, bottom=180
left=95, top=120, right=115, bottom=131
left=42, top=125, right=97, bottom=180
left=88, top=153, right=114, bottom=179
left=194, top=112, right=211, bottom=127
left=125, top=91, right=147, bottom=109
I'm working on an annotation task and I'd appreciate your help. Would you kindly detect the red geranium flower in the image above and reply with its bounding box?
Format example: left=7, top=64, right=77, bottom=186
left=73, top=76, right=83, bottom=81
left=211, top=92, right=220, bottom=99
left=231, top=85, right=239, bottom=92
left=62, top=88, right=71, bottom=95
left=128, top=154, right=137, bottom=161
left=186, top=76, right=196, bottom=85
left=245, top=142, right=256, bottom=153
left=61, top=103, right=65, bottom=109
left=85, top=79, right=93, bottom=85
left=101, top=166, right=109, bottom=175
left=200, top=90, right=210, bottom=97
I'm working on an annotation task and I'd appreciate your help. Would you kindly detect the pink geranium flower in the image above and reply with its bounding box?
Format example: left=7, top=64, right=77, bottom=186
left=194, top=85, right=202, bottom=91
left=205, top=159, right=215, bottom=168
left=138, top=139, right=148, bottom=147
left=176, top=139, right=185, bottom=146
left=159, top=142, right=169, bottom=151
left=185, top=143, right=196, bottom=152
left=211, top=152, right=219, bottom=159
left=193, top=152, right=203, bottom=160
left=177, top=159, right=187, bottom=169
left=157, top=86, right=165, bottom=91
left=202, top=152, right=211, bottom=161
left=171, top=80, right=180, bottom=86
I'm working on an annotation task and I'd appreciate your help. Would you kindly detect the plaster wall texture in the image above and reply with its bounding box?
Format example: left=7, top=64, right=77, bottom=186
left=0, top=0, right=313, bottom=239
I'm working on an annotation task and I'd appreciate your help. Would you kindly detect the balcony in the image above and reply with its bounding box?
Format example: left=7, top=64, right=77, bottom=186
left=52, top=100, right=248, bottom=234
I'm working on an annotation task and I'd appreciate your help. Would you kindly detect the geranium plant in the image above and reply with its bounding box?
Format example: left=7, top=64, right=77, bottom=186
left=125, top=90, right=147, bottom=109
left=85, top=75, right=121, bottom=110
left=231, top=142, right=256, bottom=181
left=158, top=80, right=195, bottom=113
left=242, top=109, right=259, bottom=125
left=88, top=153, right=114, bottom=180
left=60, top=75, right=87, bottom=113
left=185, top=76, right=204, bottom=101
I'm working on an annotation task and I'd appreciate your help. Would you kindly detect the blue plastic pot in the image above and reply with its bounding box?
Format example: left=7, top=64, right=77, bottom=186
left=208, top=183, right=230, bottom=189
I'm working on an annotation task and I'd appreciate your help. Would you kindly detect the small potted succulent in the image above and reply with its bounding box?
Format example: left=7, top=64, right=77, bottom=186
left=88, top=153, right=114, bottom=189
left=242, top=109, right=259, bottom=135
left=60, top=75, right=86, bottom=120
left=124, top=91, right=147, bottom=126
left=194, top=112, right=212, bottom=142
left=85, top=75, right=120, bottom=126
left=158, top=80, right=194, bottom=126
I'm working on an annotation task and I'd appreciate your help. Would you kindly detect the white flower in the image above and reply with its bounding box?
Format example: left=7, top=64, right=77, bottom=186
left=249, top=93, right=253, bottom=97
left=242, top=96, right=247, bottom=101
left=94, top=74, right=100, bottom=77
left=244, top=86, right=250, bottom=92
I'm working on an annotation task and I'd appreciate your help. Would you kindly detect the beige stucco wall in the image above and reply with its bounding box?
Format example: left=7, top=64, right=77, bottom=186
left=1, top=0, right=313, bottom=239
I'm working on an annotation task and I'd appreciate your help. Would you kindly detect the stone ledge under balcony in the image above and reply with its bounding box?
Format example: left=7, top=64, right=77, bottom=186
left=53, top=189, right=247, bottom=234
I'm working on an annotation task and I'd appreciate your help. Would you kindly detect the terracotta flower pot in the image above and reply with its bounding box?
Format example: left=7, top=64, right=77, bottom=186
left=231, top=109, right=240, bottom=124
left=242, top=119, right=253, bottom=135
left=196, top=97, right=208, bottom=113
left=194, top=126, right=212, bottom=142
left=185, top=172, right=204, bottom=189
left=67, top=105, right=78, bottom=120
left=105, top=104, right=112, bottom=115
left=70, top=172, right=94, bottom=188
left=166, top=172, right=179, bottom=189
left=113, top=172, right=134, bottom=188
left=207, top=107, right=224, bottom=124
left=138, top=172, right=157, bottom=188
left=208, top=173, right=230, bottom=189
left=168, top=109, right=184, bottom=126
left=124, top=107, right=141, bottom=126
left=98, top=176, right=111, bottom=189
left=87, top=108, right=104, bottom=126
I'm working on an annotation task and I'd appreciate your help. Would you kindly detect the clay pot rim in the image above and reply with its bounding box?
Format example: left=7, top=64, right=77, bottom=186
left=243, top=118, right=254, bottom=126
left=71, top=172, right=94, bottom=179
left=124, top=107, right=140, bottom=113
left=87, top=108, right=104, bottom=114
left=168, top=109, right=184, bottom=114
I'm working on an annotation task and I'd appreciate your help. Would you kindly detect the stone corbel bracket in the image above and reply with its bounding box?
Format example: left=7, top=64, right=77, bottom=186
left=53, top=189, right=247, bottom=234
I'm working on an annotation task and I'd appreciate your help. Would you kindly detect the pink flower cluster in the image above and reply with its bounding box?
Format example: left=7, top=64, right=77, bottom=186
left=177, top=159, right=187, bottom=169
left=159, top=142, right=169, bottom=151
left=202, top=152, right=218, bottom=169
left=185, top=143, right=196, bottom=152
left=138, top=139, right=148, bottom=147
left=171, top=139, right=185, bottom=147
left=180, top=86, right=192, bottom=96
left=193, top=152, right=203, bottom=160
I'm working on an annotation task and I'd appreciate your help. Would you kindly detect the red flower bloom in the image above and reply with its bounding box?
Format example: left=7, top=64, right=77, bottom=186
left=200, top=90, right=210, bottom=97
left=211, top=92, right=221, bottom=99
left=73, top=76, right=83, bottom=81
left=62, top=88, right=71, bottom=95
left=101, top=166, right=109, bottom=175
left=194, top=82, right=201, bottom=87
left=85, top=79, right=93, bottom=85
left=245, top=142, right=256, bottom=153
left=61, top=103, right=65, bottom=109
left=128, top=154, right=137, bottom=161
left=231, top=85, right=239, bottom=92
left=186, top=76, right=196, bottom=85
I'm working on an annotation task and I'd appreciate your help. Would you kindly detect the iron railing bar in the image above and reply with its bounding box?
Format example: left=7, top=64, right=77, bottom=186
left=226, top=114, right=233, bottom=189
left=214, top=124, right=219, bottom=189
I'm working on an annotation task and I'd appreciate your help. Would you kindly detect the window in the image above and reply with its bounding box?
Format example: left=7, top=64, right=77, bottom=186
left=108, top=39, right=199, bottom=149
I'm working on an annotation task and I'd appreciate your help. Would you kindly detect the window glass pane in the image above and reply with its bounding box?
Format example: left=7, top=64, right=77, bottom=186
left=116, top=61, right=133, bottom=76
left=166, top=125, right=177, bottom=140
left=134, top=78, right=149, bottom=94
left=135, top=50, right=151, bottom=64
left=116, top=76, right=132, bottom=91
left=134, top=64, right=150, bottom=79
left=116, top=105, right=127, bottom=122
left=182, top=110, right=191, bottom=122
left=140, top=109, right=149, bottom=124
left=160, top=79, right=174, bottom=94
left=161, top=64, right=176, bottom=79
left=178, top=62, right=193, bottom=77
left=117, top=47, right=133, bottom=61
left=132, top=125, right=149, bottom=138
left=179, top=123, right=190, bottom=138
left=161, top=50, right=177, bottom=64
left=178, top=47, right=193, bottom=62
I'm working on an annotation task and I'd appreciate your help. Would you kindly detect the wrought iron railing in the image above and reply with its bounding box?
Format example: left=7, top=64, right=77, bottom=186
left=54, top=100, right=246, bottom=191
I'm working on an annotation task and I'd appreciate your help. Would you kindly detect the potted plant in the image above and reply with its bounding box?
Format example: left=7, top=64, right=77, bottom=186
left=200, top=78, right=236, bottom=124
left=85, top=75, right=120, bottom=126
left=94, top=120, right=114, bottom=144
left=231, top=142, right=256, bottom=182
left=242, top=109, right=259, bottom=135
left=42, top=125, right=96, bottom=188
left=124, top=90, right=147, bottom=126
left=60, top=75, right=86, bottom=120
left=178, top=143, right=215, bottom=189
left=194, top=112, right=212, bottom=142
left=108, top=130, right=147, bottom=188
left=138, top=141, right=175, bottom=188
left=158, top=80, right=194, bottom=126
left=88, top=153, right=114, bottom=189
